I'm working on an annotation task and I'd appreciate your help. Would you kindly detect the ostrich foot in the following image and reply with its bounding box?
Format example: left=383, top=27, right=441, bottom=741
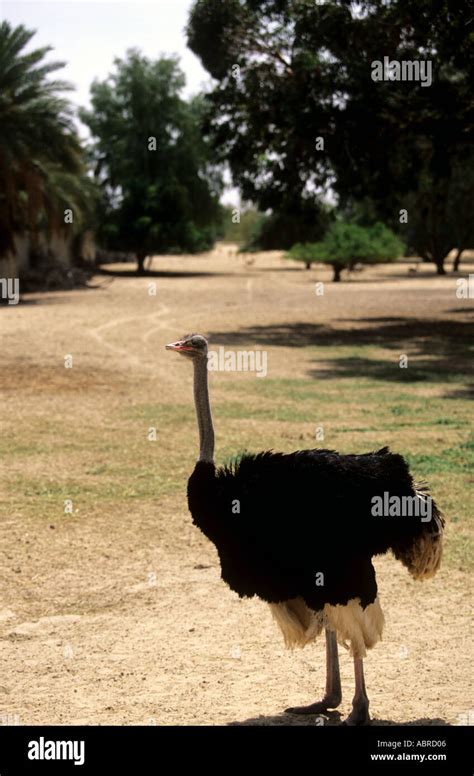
left=342, top=657, right=371, bottom=725
left=286, top=629, right=342, bottom=715
left=285, top=693, right=342, bottom=715
left=342, top=699, right=370, bottom=726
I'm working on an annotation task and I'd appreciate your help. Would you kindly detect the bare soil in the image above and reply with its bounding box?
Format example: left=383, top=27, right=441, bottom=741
left=0, top=247, right=471, bottom=726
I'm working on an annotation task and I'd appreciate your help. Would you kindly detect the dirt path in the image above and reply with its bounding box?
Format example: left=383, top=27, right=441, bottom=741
left=0, top=248, right=471, bottom=725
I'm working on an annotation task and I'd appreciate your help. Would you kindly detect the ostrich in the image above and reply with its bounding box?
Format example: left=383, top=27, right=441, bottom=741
left=166, top=333, right=444, bottom=725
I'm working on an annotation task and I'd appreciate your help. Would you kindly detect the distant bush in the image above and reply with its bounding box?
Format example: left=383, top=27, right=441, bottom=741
left=288, top=221, right=404, bottom=281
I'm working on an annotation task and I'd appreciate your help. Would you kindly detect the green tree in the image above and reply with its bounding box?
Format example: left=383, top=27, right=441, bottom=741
left=448, top=152, right=474, bottom=271
left=0, top=21, right=92, bottom=259
left=80, top=51, right=223, bottom=273
left=401, top=150, right=474, bottom=273
left=289, top=221, right=404, bottom=282
left=187, top=0, right=474, bottom=274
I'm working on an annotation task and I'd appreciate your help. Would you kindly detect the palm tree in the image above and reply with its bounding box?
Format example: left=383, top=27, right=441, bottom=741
left=0, top=21, right=93, bottom=259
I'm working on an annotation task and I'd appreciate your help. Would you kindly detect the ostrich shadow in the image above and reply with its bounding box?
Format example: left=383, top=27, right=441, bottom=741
left=229, top=713, right=451, bottom=726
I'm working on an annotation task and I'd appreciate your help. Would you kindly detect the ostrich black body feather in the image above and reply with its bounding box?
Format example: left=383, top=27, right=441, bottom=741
left=187, top=447, right=442, bottom=612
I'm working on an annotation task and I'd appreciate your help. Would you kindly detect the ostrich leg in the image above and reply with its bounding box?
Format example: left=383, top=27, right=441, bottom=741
left=344, top=657, right=370, bottom=725
left=286, top=628, right=342, bottom=714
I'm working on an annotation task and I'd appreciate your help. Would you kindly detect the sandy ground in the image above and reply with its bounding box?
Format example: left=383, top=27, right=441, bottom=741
left=0, top=246, right=472, bottom=726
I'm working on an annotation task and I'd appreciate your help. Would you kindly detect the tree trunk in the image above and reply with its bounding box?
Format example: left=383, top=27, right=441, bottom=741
left=453, top=248, right=463, bottom=272
left=426, top=238, right=448, bottom=276
left=332, top=263, right=342, bottom=282
left=136, top=253, right=146, bottom=275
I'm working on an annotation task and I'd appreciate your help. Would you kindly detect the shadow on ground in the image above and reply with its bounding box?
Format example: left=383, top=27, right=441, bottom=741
left=97, top=267, right=228, bottom=279
left=209, top=318, right=473, bottom=397
left=229, top=712, right=451, bottom=726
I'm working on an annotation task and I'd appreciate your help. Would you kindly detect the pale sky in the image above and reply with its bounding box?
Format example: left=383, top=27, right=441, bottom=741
left=0, top=0, right=240, bottom=205
left=1, top=0, right=211, bottom=106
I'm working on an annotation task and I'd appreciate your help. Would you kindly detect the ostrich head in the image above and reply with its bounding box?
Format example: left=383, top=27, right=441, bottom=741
left=165, top=333, right=208, bottom=361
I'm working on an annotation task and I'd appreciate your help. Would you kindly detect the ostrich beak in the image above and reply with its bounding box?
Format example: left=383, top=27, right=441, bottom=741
left=165, top=340, right=193, bottom=352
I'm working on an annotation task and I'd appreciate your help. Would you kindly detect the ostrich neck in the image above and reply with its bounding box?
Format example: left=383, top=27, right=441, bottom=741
left=193, top=357, right=215, bottom=463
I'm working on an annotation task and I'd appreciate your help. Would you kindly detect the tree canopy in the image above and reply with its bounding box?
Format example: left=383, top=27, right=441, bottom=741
left=0, top=21, right=94, bottom=259
left=187, top=0, right=474, bottom=273
left=289, top=221, right=404, bottom=281
left=80, top=51, right=223, bottom=272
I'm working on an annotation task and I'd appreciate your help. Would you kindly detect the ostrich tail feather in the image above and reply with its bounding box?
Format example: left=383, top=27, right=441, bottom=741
left=393, top=484, right=445, bottom=580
